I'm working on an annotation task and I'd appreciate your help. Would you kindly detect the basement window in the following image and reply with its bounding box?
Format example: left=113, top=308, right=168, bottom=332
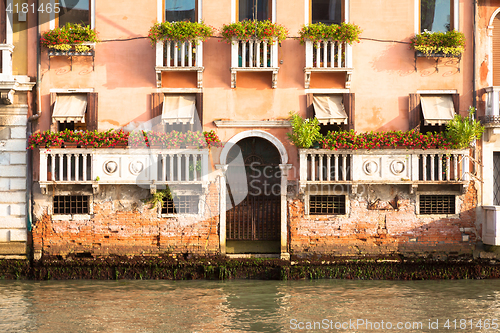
left=162, top=195, right=199, bottom=214
left=419, top=195, right=456, bottom=215
left=309, top=195, right=346, bottom=215
left=53, top=195, right=89, bottom=215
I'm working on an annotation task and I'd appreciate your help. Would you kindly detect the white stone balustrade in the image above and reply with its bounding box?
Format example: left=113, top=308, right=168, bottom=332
left=155, top=40, right=204, bottom=88
left=299, top=149, right=470, bottom=188
left=304, top=40, right=353, bottom=88
left=39, top=148, right=209, bottom=191
left=230, top=38, right=279, bottom=88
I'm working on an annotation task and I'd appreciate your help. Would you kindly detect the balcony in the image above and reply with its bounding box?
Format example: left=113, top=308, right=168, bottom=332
left=155, top=40, right=204, bottom=88
left=304, top=40, right=353, bottom=89
left=38, top=148, right=209, bottom=194
left=299, top=148, right=470, bottom=193
left=230, top=38, right=279, bottom=88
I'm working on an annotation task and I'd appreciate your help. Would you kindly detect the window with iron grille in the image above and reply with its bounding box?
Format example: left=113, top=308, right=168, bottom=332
left=309, top=195, right=346, bottom=215
left=53, top=195, right=89, bottom=215
left=419, top=195, right=455, bottom=215
left=162, top=195, right=199, bottom=214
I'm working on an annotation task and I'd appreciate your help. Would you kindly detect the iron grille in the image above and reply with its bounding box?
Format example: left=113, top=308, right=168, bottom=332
left=494, top=153, right=500, bottom=206
left=162, top=196, right=199, bottom=214
left=419, top=195, right=455, bottom=215
left=53, top=195, right=89, bottom=215
left=309, top=195, right=346, bottom=215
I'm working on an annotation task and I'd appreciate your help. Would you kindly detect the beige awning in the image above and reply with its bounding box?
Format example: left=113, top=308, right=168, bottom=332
left=52, top=94, right=87, bottom=123
left=313, top=95, right=347, bottom=125
left=420, top=95, right=455, bottom=126
left=162, top=94, right=196, bottom=125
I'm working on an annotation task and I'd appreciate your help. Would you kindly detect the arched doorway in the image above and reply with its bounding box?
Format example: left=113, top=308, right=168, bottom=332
left=225, top=137, right=281, bottom=254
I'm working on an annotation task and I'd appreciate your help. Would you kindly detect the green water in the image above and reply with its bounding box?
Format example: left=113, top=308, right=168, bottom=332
left=1, top=279, right=500, bottom=332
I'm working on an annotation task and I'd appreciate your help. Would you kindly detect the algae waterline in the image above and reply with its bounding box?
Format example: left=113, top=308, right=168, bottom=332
left=2, top=255, right=500, bottom=280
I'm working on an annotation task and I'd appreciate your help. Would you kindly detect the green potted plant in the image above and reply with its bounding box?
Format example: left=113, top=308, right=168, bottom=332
left=298, top=22, right=362, bottom=45
left=445, top=107, right=484, bottom=149
left=148, top=21, right=214, bottom=45
left=41, top=23, right=99, bottom=53
left=410, top=30, right=465, bottom=57
left=287, top=111, right=322, bottom=148
left=221, top=20, right=288, bottom=44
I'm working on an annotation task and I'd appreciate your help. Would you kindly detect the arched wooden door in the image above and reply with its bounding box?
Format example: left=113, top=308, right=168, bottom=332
left=226, top=137, right=281, bottom=253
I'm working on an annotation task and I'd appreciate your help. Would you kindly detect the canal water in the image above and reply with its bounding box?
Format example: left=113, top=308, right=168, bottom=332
left=1, top=279, right=500, bottom=332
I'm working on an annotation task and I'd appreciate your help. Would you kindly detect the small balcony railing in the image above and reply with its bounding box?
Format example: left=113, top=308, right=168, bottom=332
left=155, top=40, right=204, bottom=88
left=304, top=40, right=353, bottom=88
left=39, top=148, right=209, bottom=193
left=230, top=38, right=279, bottom=88
left=299, top=149, right=470, bottom=192
left=481, top=86, right=500, bottom=126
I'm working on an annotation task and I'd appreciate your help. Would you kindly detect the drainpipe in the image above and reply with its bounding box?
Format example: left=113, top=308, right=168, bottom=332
left=473, top=0, right=477, bottom=110
left=27, top=0, right=41, bottom=236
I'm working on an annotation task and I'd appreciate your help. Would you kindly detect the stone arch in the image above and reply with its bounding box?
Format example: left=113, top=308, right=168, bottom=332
left=219, top=130, right=288, bottom=165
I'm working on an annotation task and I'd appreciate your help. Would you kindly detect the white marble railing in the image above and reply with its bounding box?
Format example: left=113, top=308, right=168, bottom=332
left=305, top=40, right=352, bottom=69
left=299, top=149, right=470, bottom=184
left=231, top=38, right=278, bottom=69
left=39, top=148, right=209, bottom=185
left=156, top=40, right=203, bottom=68
left=0, top=44, right=14, bottom=79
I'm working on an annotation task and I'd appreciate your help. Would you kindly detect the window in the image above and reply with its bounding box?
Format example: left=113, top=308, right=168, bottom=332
left=311, top=0, right=342, bottom=25
left=165, top=0, right=197, bottom=22
left=307, top=93, right=355, bottom=134
left=408, top=93, right=457, bottom=134
left=151, top=93, right=202, bottom=132
left=58, top=0, right=90, bottom=27
left=51, top=92, right=98, bottom=132
left=239, top=0, right=271, bottom=21
left=419, top=195, right=455, bottom=214
left=309, top=195, right=346, bottom=215
left=162, top=195, right=199, bottom=214
left=53, top=195, right=89, bottom=215
left=420, top=0, right=453, bottom=32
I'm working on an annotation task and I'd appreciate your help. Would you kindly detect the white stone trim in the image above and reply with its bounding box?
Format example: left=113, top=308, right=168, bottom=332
left=49, top=88, right=94, bottom=93
left=231, top=0, right=236, bottom=23
left=487, top=8, right=500, bottom=87
left=158, top=88, right=202, bottom=93
left=157, top=0, right=162, bottom=21
left=219, top=130, right=288, bottom=165
left=453, top=0, right=459, bottom=31
left=6, top=0, right=13, bottom=44
left=306, top=88, right=350, bottom=94
left=50, top=0, right=55, bottom=29
left=414, top=0, right=419, bottom=34
left=416, top=89, right=458, bottom=94
left=344, top=0, right=349, bottom=23
left=90, top=0, right=95, bottom=28
left=214, top=120, right=291, bottom=128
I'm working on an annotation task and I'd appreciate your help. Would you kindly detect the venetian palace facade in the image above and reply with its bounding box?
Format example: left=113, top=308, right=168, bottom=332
left=3, top=0, right=500, bottom=259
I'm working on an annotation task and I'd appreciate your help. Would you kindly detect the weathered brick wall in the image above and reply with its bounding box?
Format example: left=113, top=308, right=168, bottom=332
left=32, top=182, right=220, bottom=259
left=289, top=183, right=478, bottom=257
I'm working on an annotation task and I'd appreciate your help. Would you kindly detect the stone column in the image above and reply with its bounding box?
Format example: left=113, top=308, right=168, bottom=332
left=215, top=164, right=228, bottom=255
left=279, top=164, right=292, bottom=260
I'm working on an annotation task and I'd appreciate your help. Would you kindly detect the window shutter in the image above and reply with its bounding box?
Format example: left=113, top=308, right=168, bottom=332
left=306, top=93, right=314, bottom=119
left=151, top=93, right=163, bottom=120
left=452, top=93, right=459, bottom=115
left=409, top=93, right=421, bottom=130
left=493, top=16, right=500, bottom=86
left=0, top=0, right=5, bottom=44
left=196, top=93, right=203, bottom=126
left=87, top=92, right=98, bottom=131
left=343, top=93, right=355, bottom=131
left=50, top=92, right=57, bottom=131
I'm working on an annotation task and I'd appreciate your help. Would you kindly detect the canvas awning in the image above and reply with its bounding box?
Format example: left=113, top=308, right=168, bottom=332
left=52, top=94, right=87, bottom=123
left=420, top=95, right=455, bottom=126
left=162, top=94, right=196, bottom=125
left=313, top=95, right=347, bottom=125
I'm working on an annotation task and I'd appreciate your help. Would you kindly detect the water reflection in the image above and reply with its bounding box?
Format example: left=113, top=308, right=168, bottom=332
left=1, top=279, right=500, bottom=332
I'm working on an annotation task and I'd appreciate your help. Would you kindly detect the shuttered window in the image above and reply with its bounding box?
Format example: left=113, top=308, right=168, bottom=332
left=493, top=15, right=500, bottom=86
